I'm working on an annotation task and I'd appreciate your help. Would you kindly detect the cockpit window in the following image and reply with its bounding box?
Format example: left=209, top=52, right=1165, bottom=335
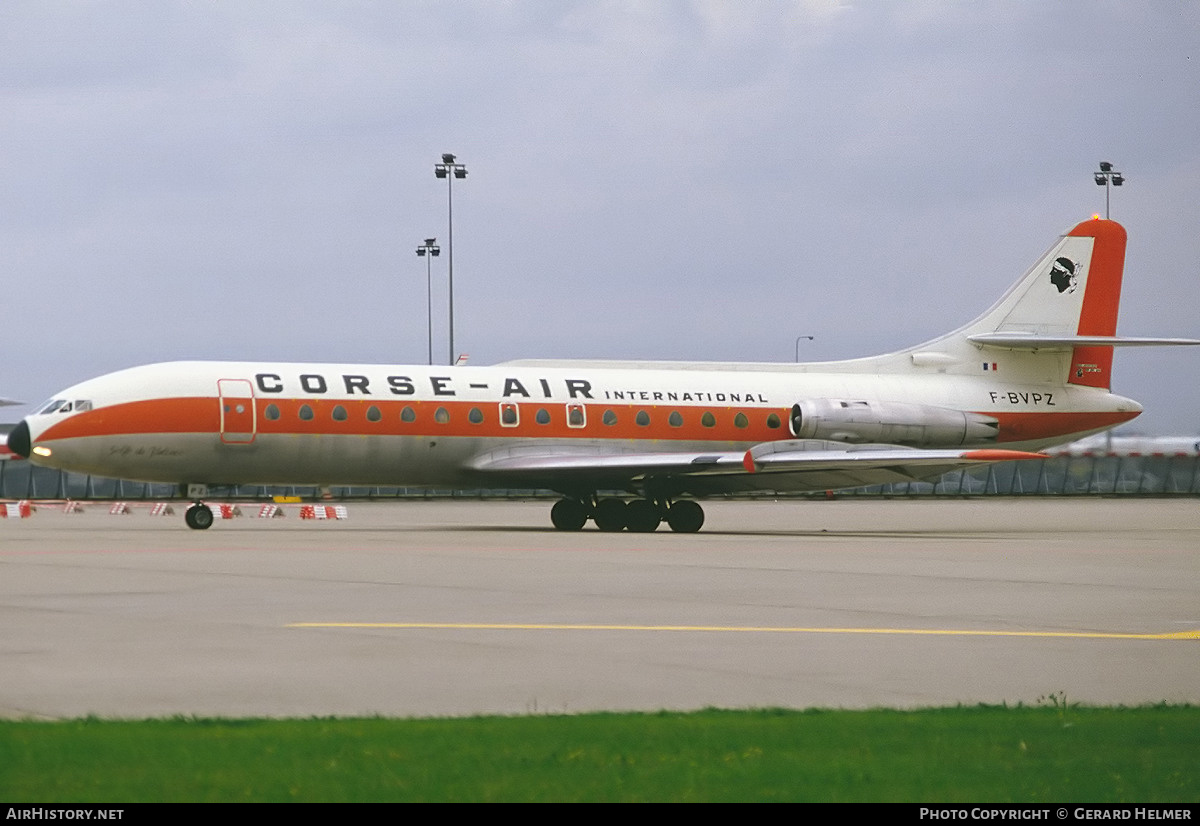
left=37, top=399, right=92, bottom=415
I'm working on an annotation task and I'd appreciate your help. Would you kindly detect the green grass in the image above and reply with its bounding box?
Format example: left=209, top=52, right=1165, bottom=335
left=1, top=705, right=1197, bottom=802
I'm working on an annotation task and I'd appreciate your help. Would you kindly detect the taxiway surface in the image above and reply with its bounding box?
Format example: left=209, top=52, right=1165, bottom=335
left=1, top=498, right=1197, bottom=718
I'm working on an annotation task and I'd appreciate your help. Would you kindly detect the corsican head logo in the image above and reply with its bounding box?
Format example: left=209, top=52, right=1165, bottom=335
left=1049, top=257, right=1078, bottom=294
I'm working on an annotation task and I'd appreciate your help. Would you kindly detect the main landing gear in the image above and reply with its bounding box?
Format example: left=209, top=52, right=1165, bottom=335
left=550, top=497, right=705, bottom=533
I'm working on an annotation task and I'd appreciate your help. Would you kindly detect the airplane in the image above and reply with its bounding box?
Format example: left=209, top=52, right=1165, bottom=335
left=7, top=217, right=1199, bottom=531
left=1, top=401, right=26, bottom=461
left=1052, top=433, right=1200, bottom=458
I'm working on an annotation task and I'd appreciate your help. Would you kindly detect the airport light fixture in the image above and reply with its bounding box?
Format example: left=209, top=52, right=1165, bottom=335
left=795, top=335, right=813, bottom=363
left=416, top=237, right=440, bottom=366
left=1093, top=161, right=1124, bottom=219
left=434, top=153, right=468, bottom=365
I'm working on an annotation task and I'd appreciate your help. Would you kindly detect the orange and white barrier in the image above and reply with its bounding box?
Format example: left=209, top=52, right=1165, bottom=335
left=2, top=501, right=32, bottom=519
left=300, top=505, right=349, bottom=521
left=15, top=499, right=352, bottom=524
left=210, top=504, right=241, bottom=520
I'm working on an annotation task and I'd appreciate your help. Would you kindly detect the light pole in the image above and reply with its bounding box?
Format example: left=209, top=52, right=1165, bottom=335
left=1093, top=161, right=1124, bottom=219
left=434, top=153, right=467, bottom=365
left=415, top=237, right=440, bottom=366
left=795, top=335, right=813, bottom=362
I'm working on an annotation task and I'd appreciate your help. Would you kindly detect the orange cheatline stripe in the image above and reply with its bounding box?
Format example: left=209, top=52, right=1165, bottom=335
left=37, top=396, right=788, bottom=443
left=37, top=397, right=1140, bottom=447
left=986, top=410, right=1139, bottom=443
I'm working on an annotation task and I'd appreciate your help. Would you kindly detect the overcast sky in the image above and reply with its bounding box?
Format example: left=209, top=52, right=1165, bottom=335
left=3, top=1, right=1198, bottom=434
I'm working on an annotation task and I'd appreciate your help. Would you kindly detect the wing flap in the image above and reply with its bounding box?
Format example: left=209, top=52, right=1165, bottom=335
left=465, top=439, right=1044, bottom=494
left=743, top=440, right=1045, bottom=474
left=468, top=441, right=745, bottom=476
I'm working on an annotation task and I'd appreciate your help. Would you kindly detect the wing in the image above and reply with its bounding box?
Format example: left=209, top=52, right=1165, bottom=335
left=465, top=438, right=1043, bottom=496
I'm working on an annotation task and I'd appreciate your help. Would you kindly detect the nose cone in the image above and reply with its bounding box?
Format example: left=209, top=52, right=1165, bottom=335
left=7, top=419, right=31, bottom=459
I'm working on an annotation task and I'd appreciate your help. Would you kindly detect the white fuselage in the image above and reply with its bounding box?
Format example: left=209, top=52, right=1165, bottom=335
left=20, top=358, right=1140, bottom=489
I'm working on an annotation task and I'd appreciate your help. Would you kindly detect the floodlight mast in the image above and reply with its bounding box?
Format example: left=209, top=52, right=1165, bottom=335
left=434, top=154, right=468, bottom=365
left=1094, top=160, right=1124, bottom=219
left=415, top=237, right=440, bottom=366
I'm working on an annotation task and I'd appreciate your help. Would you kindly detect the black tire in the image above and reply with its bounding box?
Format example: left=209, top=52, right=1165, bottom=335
left=185, top=503, right=214, bottom=530
left=665, top=500, right=704, bottom=533
left=550, top=499, right=588, bottom=531
left=592, top=498, right=628, bottom=532
left=625, top=499, right=661, bottom=533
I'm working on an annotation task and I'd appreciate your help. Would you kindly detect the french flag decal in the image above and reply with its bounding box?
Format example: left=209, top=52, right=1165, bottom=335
left=983, top=362, right=998, bottom=371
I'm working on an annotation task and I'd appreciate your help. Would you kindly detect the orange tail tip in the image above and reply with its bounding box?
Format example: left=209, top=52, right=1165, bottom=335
left=1066, top=219, right=1127, bottom=389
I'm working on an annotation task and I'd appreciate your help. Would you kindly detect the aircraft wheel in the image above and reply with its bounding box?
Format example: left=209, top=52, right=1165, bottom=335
left=625, top=499, right=662, bottom=533
left=550, top=499, right=588, bottom=531
left=592, top=498, right=628, bottom=532
left=185, top=503, right=214, bottom=531
left=665, top=500, right=704, bottom=533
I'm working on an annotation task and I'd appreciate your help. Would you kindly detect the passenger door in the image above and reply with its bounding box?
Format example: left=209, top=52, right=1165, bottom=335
left=217, top=379, right=257, bottom=444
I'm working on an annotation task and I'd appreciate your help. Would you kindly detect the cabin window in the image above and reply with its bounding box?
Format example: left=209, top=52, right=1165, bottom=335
left=401, top=406, right=416, bottom=423
left=434, top=407, right=450, bottom=424
left=701, top=411, right=716, bottom=428
left=602, top=409, right=618, bottom=426
left=264, top=404, right=281, bottom=421
left=536, top=408, right=551, bottom=425
left=668, top=411, right=683, bottom=427
left=332, top=405, right=348, bottom=421
left=299, top=404, right=314, bottom=421
left=468, top=407, right=484, bottom=424
left=566, top=404, right=585, bottom=428
left=734, top=412, right=749, bottom=429
left=766, top=413, right=781, bottom=429
left=366, top=405, right=382, bottom=422
left=635, top=410, right=650, bottom=427
left=500, top=403, right=519, bottom=426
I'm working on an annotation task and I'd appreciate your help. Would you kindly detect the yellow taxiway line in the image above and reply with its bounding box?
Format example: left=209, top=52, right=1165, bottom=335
left=288, top=622, right=1199, bottom=640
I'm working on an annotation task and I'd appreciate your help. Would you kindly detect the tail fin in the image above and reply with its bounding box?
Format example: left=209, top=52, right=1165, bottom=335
left=962, top=218, right=1127, bottom=389
left=1064, top=219, right=1126, bottom=388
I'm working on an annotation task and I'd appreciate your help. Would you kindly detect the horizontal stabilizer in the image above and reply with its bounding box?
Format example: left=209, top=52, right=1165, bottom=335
left=968, top=333, right=1200, bottom=351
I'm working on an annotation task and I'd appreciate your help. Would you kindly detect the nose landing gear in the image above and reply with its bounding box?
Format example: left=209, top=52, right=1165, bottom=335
left=184, top=502, right=214, bottom=530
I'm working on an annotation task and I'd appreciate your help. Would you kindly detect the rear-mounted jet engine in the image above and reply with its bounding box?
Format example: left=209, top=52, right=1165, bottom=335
left=790, top=400, right=998, bottom=447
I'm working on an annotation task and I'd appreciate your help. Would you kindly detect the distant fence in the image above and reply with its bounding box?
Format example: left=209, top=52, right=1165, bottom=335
left=3, top=455, right=1199, bottom=500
